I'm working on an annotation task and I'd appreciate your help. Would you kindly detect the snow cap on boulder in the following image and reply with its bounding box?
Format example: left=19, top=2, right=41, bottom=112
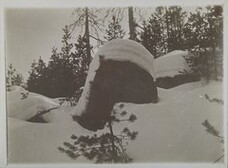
left=96, top=39, right=156, bottom=77
left=154, top=50, right=190, bottom=78
left=154, top=50, right=200, bottom=89
left=74, top=39, right=158, bottom=131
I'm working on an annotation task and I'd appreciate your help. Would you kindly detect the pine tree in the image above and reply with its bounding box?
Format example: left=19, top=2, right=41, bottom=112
left=61, top=25, right=73, bottom=60
left=6, top=64, right=24, bottom=88
left=104, top=15, right=126, bottom=41
left=73, top=35, right=92, bottom=88
left=27, top=26, right=76, bottom=98
left=70, top=8, right=104, bottom=57
left=205, top=6, right=223, bottom=80
left=59, top=104, right=138, bottom=163
left=163, top=6, right=187, bottom=52
left=202, top=93, right=224, bottom=163
left=46, top=26, right=75, bottom=98
left=27, top=57, right=47, bottom=94
left=27, top=24, right=93, bottom=100
left=183, top=6, right=223, bottom=82
left=105, top=7, right=144, bottom=41
left=139, top=6, right=186, bottom=56
left=138, top=15, right=163, bottom=58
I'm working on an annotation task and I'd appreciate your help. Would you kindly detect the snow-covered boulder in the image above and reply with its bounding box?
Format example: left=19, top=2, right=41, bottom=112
left=154, top=50, right=200, bottom=89
left=154, top=50, right=189, bottom=78
left=74, top=39, right=158, bottom=131
left=7, top=87, right=59, bottom=123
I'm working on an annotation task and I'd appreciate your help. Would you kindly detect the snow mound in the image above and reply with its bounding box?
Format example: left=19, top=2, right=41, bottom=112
left=7, top=89, right=59, bottom=122
left=154, top=50, right=190, bottom=78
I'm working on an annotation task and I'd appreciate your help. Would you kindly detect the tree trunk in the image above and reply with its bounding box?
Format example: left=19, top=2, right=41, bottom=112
left=212, top=41, right=217, bottom=80
left=209, top=19, right=217, bottom=80
left=165, top=7, right=170, bottom=53
left=85, top=7, right=91, bottom=59
left=108, top=121, right=117, bottom=163
left=128, top=7, right=136, bottom=40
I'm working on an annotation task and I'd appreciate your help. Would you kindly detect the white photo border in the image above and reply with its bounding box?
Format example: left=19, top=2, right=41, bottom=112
left=0, top=0, right=227, bottom=168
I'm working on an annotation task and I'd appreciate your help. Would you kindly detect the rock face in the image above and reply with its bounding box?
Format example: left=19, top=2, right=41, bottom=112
left=74, top=39, right=158, bottom=131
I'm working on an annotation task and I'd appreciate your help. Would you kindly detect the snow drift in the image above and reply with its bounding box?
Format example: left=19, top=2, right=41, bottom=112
left=7, top=86, right=59, bottom=123
left=7, top=81, right=224, bottom=163
left=73, top=39, right=158, bottom=131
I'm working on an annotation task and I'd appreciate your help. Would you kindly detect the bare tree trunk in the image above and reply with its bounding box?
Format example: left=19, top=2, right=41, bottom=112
left=210, top=21, right=217, bottom=80
left=108, top=121, right=117, bottom=162
left=128, top=7, right=136, bottom=40
left=165, top=7, right=170, bottom=53
left=208, top=17, right=217, bottom=80
left=85, top=7, right=91, bottom=59
left=212, top=42, right=217, bottom=80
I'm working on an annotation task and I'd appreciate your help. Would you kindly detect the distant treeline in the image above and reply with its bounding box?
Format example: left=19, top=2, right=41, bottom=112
left=7, top=6, right=223, bottom=98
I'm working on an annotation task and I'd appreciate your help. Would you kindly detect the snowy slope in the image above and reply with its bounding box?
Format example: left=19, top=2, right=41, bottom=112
left=8, top=81, right=224, bottom=163
left=154, top=50, right=190, bottom=78
left=122, top=81, right=223, bottom=162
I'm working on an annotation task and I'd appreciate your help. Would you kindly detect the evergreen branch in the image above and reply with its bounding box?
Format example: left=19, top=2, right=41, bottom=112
left=114, top=136, right=127, bottom=155
left=205, top=94, right=224, bottom=105
left=202, top=120, right=224, bottom=138
left=213, top=154, right=224, bottom=163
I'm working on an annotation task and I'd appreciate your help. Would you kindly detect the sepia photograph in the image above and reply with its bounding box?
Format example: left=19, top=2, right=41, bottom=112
left=1, top=0, right=227, bottom=167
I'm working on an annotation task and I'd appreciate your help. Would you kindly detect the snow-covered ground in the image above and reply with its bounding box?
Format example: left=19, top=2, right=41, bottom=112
left=7, top=81, right=223, bottom=163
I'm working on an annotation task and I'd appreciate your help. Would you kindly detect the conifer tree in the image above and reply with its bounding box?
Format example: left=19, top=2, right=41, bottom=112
left=138, top=16, right=162, bottom=58
left=59, top=104, right=138, bottom=163
left=61, top=25, right=74, bottom=61
left=6, top=64, right=24, bottom=88
left=138, top=6, right=186, bottom=56
left=183, top=6, right=223, bottom=81
left=27, top=26, right=76, bottom=98
left=70, top=8, right=104, bottom=56
left=165, top=6, right=187, bottom=51
left=27, top=57, right=47, bottom=94
left=104, top=15, right=126, bottom=41
left=72, top=35, right=92, bottom=88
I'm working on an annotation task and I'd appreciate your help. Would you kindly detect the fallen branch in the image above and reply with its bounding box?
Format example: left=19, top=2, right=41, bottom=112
left=37, top=106, right=60, bottom=116
left=27, top=106, right=60, bottom=123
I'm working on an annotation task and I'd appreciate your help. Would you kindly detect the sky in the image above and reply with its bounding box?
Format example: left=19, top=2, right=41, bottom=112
left=5, top=7, right=196, bottom=80
left=6, top=8, right=75, bottom=79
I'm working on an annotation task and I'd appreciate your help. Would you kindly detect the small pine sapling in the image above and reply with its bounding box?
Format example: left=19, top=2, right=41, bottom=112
left=205, top=94, right=223, bottom=105
left=202, top=120, right=223, bottom=139
left=202, top=95, right=224, bottom=163
left=21, top=92, right=29, bottom=100
left=202, top=119, right=224, bottom=163
left=58, top=104, right=138, bottom=163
